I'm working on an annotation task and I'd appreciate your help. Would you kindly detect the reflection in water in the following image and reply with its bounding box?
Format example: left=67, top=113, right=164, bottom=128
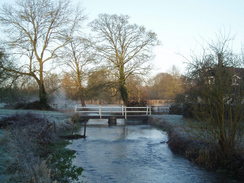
left=68, top=125, right=239, bottom=183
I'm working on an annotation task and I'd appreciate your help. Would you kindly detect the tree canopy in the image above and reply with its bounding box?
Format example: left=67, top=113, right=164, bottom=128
left=90, top=14, right=159, bottom=105
left=0, top=0, right=84, bottom=106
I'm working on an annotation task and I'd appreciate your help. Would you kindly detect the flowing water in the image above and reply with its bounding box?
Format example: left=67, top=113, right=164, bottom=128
left=68, top=120, right=240, bottom=183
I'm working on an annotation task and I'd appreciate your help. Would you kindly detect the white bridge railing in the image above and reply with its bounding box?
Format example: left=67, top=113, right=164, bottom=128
left=75, top=106, right=152, bottom=119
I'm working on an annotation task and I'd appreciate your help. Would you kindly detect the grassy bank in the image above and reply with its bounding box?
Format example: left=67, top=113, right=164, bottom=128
left=0, top=113, right=82, bottom=183
left=149, top=115, right=244, bottom=180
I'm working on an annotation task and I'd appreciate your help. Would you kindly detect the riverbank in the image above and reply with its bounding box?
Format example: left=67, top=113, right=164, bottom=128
left=0, top=112, right=83, bottom=183
left=149, top=115, right=244, bottom=180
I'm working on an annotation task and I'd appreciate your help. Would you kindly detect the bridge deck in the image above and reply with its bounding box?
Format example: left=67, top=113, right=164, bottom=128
left=79, top=115, right=149, bottom=120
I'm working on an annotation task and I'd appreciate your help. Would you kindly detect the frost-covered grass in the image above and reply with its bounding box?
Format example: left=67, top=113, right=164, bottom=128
left=0, top=103, right=6, bottom=109
left=0, top=109, right=76, bottom=182
left=150, top=115, right=244, bottom=180
left=150, top=115, right=197, bottom=138
left=0, top=129, right=11, bottom=182
left=0, top=113, right=82, bottom=183
left=0, top=109, right=71, bottom=124
left=151, top=115, right=244, bottom=147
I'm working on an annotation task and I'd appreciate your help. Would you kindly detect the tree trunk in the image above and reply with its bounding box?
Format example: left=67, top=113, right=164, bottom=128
left=118, top=65, right=128, bottom=106
left=118, top=67, right=128, bottom=105
left=39, top=82, right=48, bottom=106
left=119, top=83, right=128, bottom=106
left=38, top=63, right=48, bottom=106
left=76, top=67, right=86, bottom=107
left=79, top=89, right=86, bottom=107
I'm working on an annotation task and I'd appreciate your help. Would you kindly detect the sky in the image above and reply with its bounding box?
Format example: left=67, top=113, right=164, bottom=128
left=1, top=0, right=244, bottom=75
left=80, top=0, right=244, bottom=75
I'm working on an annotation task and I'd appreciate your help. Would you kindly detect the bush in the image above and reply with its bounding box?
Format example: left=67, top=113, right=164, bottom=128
left=14, top=101, right=53, bottom=110
left=127, top=100, right=147, bottom=107
left=169, top=104, right=183, bottom=115
left=182, top=103, right=195, bottom=118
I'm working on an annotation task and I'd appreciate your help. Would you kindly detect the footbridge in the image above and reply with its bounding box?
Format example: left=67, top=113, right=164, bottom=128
left=75, top=106, right=152, bottom=124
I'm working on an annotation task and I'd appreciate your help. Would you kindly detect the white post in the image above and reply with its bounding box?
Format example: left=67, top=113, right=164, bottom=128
left=125, top=107, right=127, bottom=119
left=149, top=106, right=152, bottom=115
left=122, top=105, right=124, bottom=116
left=146, top=106, right=149, bottom=115
left=99, top=106, right=102, bottom=119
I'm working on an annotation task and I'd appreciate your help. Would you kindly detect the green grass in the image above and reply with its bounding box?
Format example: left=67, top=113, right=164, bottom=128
left=45, top=140, right=83, bottom=183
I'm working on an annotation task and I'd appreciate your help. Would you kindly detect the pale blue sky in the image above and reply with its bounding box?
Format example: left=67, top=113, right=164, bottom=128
left=80, top=0, right=244, bottom=74
left=1, top=0, right=244, bottom=74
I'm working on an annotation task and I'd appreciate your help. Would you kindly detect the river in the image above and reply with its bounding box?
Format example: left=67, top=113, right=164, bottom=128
left=68, top=120, right=240, bottom=183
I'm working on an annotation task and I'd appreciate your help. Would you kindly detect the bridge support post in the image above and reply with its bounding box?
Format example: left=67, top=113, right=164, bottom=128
left=99, top=106, right=102, bottom=119
left=108, top=116, right=117, bottom=125
left=83, top=121, right=87, bottom=137
left=125, top=107, right=127, bottom=119
left=122, top=105, right=124, bottom=116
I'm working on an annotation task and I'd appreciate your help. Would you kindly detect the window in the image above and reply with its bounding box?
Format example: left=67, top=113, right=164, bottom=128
left=232, top=75, right=241, bottom=86
left=208, top=76, right=215, bottom=85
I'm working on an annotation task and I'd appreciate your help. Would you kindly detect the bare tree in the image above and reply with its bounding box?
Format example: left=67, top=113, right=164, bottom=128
left=126, top=75, right=147, bottom=102
left=187, top=37, right=244, bottom=160
left=0, top=0, right=84, bottom=106
left=0, top=49, right=22, bottom=103
left=0, top=50, right=7, bottom=84
left=90, top=14, right=159, bottom=105
left=61, top=37, right=95, bottom=106
left=86, top=68, right=118, bottom=103
left=149, top=71, right=185, bottom=100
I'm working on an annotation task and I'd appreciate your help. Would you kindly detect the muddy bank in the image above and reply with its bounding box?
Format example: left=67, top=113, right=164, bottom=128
left=149, top=115, right=244, bottom=180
